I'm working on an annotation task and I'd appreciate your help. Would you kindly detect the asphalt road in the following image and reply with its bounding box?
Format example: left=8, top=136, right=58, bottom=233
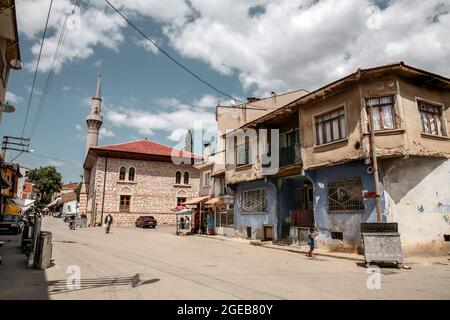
left=16, top=217, right=450, bottom=299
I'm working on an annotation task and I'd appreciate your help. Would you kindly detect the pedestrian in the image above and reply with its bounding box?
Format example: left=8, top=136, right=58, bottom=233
left=180, top=216, right=185, bottom=229
left=104, top=213, right=113, bottom=234
left=306, top=226, right=318, bottom=257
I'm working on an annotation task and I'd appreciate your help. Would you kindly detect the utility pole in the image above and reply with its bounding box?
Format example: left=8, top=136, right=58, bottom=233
left=367, top=105, right=383, bottom=223
left=1, top=136, right=32, bottom=214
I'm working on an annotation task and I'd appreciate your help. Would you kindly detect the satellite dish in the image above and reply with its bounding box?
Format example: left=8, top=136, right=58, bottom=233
left=231, top=99, right=236, bottom=106
left=10, top=59, right=23, bottom=70
left=0, top=103, right=16, bottom=113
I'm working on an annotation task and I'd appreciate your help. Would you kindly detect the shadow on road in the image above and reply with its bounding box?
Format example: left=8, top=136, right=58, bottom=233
left=48, top=273, right=160, bottom=296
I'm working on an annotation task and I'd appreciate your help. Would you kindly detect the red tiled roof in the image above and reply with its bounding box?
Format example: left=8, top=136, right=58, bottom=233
left=62, top=182, right=78, bottom=190
left=61, top=191, right=77, bottom=203
left=92, top=139, right=202, bottom=159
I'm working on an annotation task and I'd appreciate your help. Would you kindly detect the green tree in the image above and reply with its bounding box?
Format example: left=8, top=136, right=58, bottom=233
left=27, top=166, right=63, bottom=207
left=75, top=181, right=82, bottom=202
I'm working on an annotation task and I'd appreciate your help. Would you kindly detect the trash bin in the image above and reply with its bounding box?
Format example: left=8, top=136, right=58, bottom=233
left=361, top=223, right=403, bottom=268
left=33, top=231, right=53, bottom=269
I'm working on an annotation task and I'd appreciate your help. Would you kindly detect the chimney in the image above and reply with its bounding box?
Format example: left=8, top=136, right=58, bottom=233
left=246, top=97, right=259, bottom=103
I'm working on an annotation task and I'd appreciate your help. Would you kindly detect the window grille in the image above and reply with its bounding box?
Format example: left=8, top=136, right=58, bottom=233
left=328, top=178, right=364, bottom=212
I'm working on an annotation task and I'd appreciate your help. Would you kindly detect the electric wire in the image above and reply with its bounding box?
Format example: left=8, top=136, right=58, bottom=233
left=21, top=0, right=54, bottom=137
left=29, top=0, right=77, bottom=138
left=104, top=0, right=269, bottom=110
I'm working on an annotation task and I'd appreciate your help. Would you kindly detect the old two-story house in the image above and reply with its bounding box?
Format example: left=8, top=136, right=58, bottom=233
left=222, top=62, right=450, bottom=255
left=221, top=90, right=309, bottom=240
left=79, top=76, right=201, bottom=227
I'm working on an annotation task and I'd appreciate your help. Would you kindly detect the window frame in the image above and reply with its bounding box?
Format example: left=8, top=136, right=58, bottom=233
left=313, top=105, right=348, bottom=146
left=128, top=167, right=136, bottom=181
left=119, top=195, right=131, bottom=212
left=175, top=171, right=182, bottom=184
left=327, top=177, right=365, bottom=212
left=240, top=188, right=267, bottom=214
left=365, top=95, right=397, bottom=132
left=235, top=136, right=251, bottom=167
left=119, top=167, right=126, bottom=181
left=416, top=99, right=447, bottom=137
left=202, top=170, right=211, bottom=187
left=183, top=171, right=190, bottom=185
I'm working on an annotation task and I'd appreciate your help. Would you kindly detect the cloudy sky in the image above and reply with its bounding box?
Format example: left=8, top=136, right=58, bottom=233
left=1, top=0, right=449, bottom=182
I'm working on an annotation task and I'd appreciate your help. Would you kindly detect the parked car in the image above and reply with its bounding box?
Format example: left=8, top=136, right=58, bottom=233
left=135, top=216, right=157, bottom=228
left=0, top=214, right=25, bottom=234
left=52, top=211, right=62, bottom=218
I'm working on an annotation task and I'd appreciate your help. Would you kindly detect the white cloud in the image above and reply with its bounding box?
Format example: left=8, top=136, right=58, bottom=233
left=94, top=59, right=103, bottom=67
left=162, top=0, right=450, bottom=93
left=105, top=100, right=216, bottom=141
left=17, top=0, right=126, bottom=73
left=17, top=0, right=450, bottom=97
left=134, top=38, right=159, bottom=54
left=5, top=91, right=24, bottom=104
left=99, top=127, right=116, bottom=138
left=192, top=94, right=219, bottom=108
left=75, top=124, right=82, bottom=131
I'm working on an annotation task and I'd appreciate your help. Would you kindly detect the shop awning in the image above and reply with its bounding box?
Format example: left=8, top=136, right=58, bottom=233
left=184, top=196, right=210, bottom=205
left=46, top=197, right=61, bottom=208
left=176, top=208, right=192, bottom=215
left=205, top=197, right=223, bottom=206
left=3, top=198, right=21, bottom=215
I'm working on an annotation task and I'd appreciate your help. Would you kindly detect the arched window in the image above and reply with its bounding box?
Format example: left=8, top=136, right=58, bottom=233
left=175, top=171, right=181, bottom=184
left=119, top=167, right=126, bottom=180
left=184, top=171, right=189, bottom=184
left=128, top=167, right=135, bottom=181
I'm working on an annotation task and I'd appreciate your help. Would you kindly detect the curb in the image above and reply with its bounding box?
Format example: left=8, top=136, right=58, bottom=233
left=259, top=243, right=364, bottom=262
left=194, top=234, right=364, bottom=262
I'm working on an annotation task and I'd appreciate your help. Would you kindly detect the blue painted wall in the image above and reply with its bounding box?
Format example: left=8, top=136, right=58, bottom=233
left=234, top=180, right=277, bottom=239
left=306, top=161, right=385, bottom=248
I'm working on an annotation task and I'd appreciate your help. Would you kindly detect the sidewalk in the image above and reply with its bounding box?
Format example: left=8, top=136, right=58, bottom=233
left=0, top=233, right=49, bottom=299
left=194, top=234, right=450, bottom=265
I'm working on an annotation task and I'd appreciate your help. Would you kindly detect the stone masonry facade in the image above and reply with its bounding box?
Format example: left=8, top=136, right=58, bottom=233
left=85, top=157, right=200, bottom=226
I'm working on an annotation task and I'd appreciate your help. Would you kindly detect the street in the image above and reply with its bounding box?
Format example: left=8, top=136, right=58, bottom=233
left=1, top=217, right=449, bottom=300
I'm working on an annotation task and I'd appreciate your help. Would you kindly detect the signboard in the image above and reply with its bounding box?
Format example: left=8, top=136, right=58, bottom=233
left=364, top=191, right=376, bottom=199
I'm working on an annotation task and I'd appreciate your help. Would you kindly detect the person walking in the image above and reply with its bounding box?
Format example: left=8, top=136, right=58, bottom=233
left=104, top=213, right=113, bottom=234
left=306, top=226, right=318, bottom=257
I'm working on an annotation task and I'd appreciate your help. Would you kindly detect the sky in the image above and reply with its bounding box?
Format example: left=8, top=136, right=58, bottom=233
left=1, top=0, right=449, bottom=183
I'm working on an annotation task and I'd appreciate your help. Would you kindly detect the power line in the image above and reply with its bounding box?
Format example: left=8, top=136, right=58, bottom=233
left=21, top=0, right=54, bottom=137
left=29, top=0, right=77, bottom=138
left=104, top=0, right=267, bottom=110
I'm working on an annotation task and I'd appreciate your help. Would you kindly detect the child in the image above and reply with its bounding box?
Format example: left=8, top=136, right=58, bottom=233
left=306, top=226, right=317, bottom=257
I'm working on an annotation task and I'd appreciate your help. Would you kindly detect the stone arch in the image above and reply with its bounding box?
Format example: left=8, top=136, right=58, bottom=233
left=120, top=186, right=132, bottom=195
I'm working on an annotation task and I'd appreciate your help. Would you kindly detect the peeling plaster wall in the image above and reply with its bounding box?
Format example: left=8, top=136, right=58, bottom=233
left=306, top=161, right=378, bottom=251
left=382, top=157, right=450, bottom=255
left=234, top=180, right=277, bottom=240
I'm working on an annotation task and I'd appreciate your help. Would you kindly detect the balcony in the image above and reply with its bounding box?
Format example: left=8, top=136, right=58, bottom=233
left=279, top=143, right=301, bottom=168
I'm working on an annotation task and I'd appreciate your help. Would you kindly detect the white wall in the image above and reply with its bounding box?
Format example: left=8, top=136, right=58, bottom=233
left=382, top=157, right=450, bottom=255
left=63, top=200, right=78, bottom=215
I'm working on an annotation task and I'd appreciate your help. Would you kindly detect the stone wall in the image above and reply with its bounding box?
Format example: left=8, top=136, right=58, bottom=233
left=86, top=156, right=200, bottom=226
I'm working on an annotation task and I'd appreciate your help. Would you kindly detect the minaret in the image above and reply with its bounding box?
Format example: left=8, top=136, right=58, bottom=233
left=85, top=73, right=103, bottom=155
